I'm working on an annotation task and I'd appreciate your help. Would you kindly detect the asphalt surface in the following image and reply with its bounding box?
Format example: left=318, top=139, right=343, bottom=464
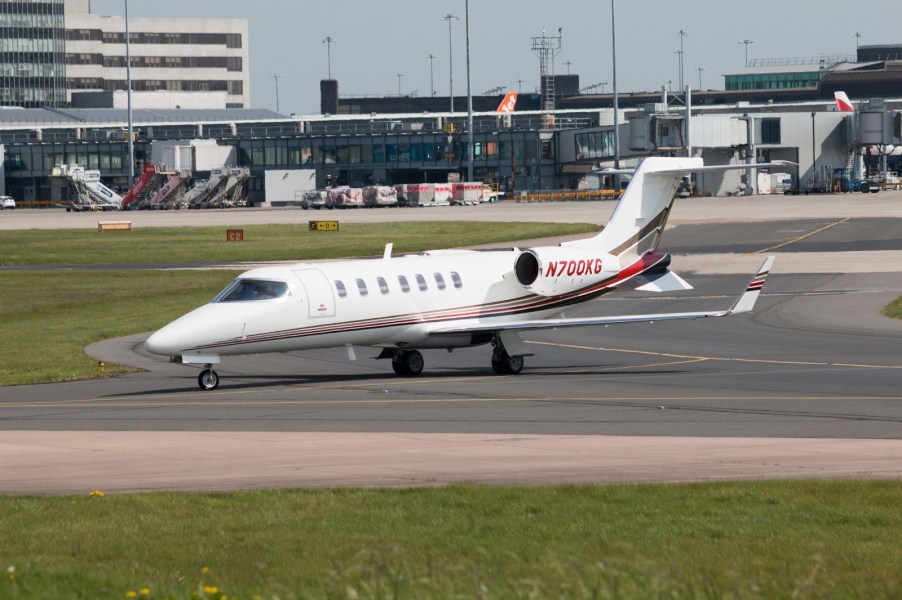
left=3, top=195, right=902, bottom=493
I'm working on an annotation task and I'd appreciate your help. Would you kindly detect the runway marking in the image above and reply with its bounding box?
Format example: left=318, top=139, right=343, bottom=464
left=4, top=394, right=902, bottom=410
left=753, top=217, right=850, bottom=254
left=527, top=340, right=902, bottom=370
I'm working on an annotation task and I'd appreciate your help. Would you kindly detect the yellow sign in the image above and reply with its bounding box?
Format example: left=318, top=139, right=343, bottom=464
left=309, top=220, right=339, bottom=232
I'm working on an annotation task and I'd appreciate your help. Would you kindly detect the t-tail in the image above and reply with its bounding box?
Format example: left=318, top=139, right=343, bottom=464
left=563, top=156, right=702, bottom=260
left=563, top=157, right=796, bottom=261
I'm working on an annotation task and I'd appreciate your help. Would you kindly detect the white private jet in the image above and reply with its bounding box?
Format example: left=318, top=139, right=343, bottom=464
left=146, top=156, right=783, bottom=390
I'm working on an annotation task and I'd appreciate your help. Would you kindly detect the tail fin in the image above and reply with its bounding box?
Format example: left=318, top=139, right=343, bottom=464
left=564, top=156, right=702, bottom=258
left=835, top=91, right=854, bottom=112
left=496, top=92, right=518, bottom=113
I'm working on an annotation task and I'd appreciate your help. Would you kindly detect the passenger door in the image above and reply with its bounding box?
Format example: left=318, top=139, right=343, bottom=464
left=293, top=268, right=336, bottom=318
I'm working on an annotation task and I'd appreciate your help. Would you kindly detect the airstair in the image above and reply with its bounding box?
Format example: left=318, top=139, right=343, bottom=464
left=120, top=164, right=157, bottom=209
left=53, top=165, right=124, bottom=211
left=185, top=167, right=250, bottom=208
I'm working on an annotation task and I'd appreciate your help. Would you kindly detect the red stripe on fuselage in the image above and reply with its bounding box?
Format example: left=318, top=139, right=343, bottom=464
left=194, top=252, right=670, bottom=351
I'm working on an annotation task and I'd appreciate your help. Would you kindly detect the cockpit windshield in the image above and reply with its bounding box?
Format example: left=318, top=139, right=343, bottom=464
left=214, top=279, right=289, bottom=302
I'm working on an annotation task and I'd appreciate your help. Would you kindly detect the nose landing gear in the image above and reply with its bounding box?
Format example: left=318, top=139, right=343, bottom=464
left=198, top=365, right=220, bottom=390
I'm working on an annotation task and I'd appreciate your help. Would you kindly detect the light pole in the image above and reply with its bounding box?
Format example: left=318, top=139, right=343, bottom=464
left=739, top=39, right=754, bottom=67
left=517, top=78, right=524, bottom=93
left=854, top=32, right=862, bottom=55
left=564, top=60, right=573, bottom=75
left=322, top=36, right=334, bottom=79
left=124, top=0, right=134, bottom=187
left=396, top=72, right=404, bottom=96
left=465, top=0, right=473, bottom=181
left=426, top=54, right=438, bottom=96
left=441, top=14, right=458, bottom=112
left=697, top=66, right=705, bottom=90
left=676, top=30, right=687, bottom=92
left=611, top=0, right=620, bottom=192
left=271, top=73, right=282, bottom=112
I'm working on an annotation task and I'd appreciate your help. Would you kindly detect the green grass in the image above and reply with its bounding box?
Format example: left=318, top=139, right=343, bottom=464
left=882, top=296, right=902, bottom=319
left=0, top=222, right=597, bottom=266
left=2, top=481, right=901, bottom=599
left=0, top=270, right=238, bottom=385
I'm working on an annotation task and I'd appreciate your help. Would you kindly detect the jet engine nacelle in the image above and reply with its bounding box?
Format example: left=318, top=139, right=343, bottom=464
left=514, top=247, right=618, bottom=296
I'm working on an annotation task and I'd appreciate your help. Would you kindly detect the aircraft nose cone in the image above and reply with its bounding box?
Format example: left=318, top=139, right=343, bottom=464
left=144, top=327, right=181, bottom=356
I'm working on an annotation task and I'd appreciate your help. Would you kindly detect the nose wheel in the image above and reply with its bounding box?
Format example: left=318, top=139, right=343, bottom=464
left=198, top=366, right=220, bottom=390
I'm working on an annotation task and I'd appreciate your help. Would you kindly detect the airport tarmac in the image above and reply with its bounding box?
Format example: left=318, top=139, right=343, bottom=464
left=2, top=196, right=902, bottom=493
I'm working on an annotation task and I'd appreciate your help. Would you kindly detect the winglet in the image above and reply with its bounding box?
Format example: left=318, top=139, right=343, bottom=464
left=730, top=256, right=774, bottom=314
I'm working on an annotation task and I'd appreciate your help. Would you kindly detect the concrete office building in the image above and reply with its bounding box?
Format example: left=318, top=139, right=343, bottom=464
left=64, top=0, right=249, bottom=109
left=0, top=0, right=67, bottom=107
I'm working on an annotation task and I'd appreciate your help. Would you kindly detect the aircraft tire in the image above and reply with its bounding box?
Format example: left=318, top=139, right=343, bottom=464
left=402, top=350, right=424, bottom=376
left=391, top=359, right=408, bottom=376
left=392, top=350, right=424, bottom=376
left=492, top=352, right=524, bottom=375
left=198, top=369, right=220, bottom=391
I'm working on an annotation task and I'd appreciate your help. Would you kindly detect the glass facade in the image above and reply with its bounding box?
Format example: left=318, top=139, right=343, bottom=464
left=725, top=71, right=820, bottom=91
left=574, top=130, right=616, bottom=160
left=0, top=0, right=67, bottom=107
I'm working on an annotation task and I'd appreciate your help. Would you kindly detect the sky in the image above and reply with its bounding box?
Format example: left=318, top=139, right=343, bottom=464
left=89, top=0, right=901, bottom=115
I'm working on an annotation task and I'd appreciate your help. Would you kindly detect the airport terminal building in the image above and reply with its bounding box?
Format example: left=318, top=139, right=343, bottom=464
left=1, top=96, right=899, bottom=205
left=1, top=3, right=901, bottom=205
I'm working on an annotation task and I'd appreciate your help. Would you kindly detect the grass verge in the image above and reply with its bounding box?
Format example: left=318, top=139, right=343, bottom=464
left=0, top=269, right=238, bottom=385
left=882, top=296, right=902, bottom=319
left=0, top=222, right=597, bottom=266
left=2, top=481, right=901, bottom=599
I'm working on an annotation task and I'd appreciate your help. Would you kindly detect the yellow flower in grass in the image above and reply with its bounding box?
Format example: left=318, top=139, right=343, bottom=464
left=203, top=586, right=219, bottom=595
left=125, top=591, right=137, bottom=598
left=140, top=587, right=151, bottom=596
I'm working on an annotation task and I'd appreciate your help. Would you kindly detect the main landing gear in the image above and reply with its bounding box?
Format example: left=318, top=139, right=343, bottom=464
left=491, top=345, right=524, bottom=375
left=198, top=365, right=220, bottom=390
left=391, top=349, right=425, bottom=376
left=383, top=338, right=525, bottom=377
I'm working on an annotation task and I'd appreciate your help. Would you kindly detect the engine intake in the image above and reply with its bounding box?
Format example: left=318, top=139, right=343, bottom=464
left=514, top=248, right=616, bottom=297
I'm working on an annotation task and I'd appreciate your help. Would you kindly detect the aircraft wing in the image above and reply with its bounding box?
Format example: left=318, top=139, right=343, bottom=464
left=430, top=257, right=773, bottom=336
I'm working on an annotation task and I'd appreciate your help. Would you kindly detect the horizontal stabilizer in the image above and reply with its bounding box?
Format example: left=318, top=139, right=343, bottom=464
left=646, top=160, right=797, bottom=176
left=633, top=269, right=693, bottom=293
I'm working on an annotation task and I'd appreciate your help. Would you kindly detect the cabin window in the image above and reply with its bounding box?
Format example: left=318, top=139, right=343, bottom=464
left=434, top=273, right=446, bottom=290
left=377, top=276, right=389, bottom=294
left=216, top=279, right=289, bottom=302
left=415, top=274, right=428, bottom=291
left=335, top=280, right=347, bottom=298
left=398, top=275, right=410, bottom=293
left=356, top=278, right=368, bottom=296
left=450, top=271, right=463, bottom=289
